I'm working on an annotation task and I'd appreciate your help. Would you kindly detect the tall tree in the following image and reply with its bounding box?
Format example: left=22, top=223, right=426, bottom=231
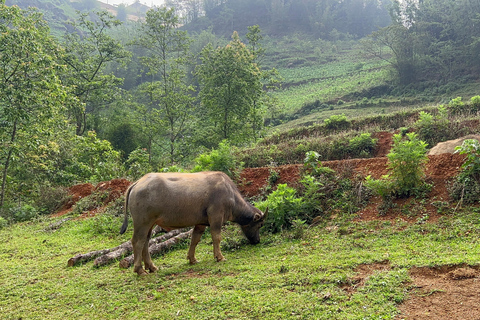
left=61, top=10, right=131, bottom=135
left=166, top=0, right=204, bottom=24
left=196, top=31, right=265, bottom=145
left=364, top=0, right=480, bottom=85
left=0, top=5, right=70, bottom=206
left=132, top=7, right=195, bottom=165
left=246, top=25, right=281, bottom=140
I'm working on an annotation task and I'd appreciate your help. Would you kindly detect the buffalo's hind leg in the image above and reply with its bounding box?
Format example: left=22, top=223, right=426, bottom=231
left=132, top=225, right=152, bottom=275
left=187, top=225, right=206, bottom=264
left=143, top=226, right=158, bottom=273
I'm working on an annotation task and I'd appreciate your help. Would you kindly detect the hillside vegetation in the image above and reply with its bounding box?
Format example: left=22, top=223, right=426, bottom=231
left=2, top=1, right=480, bottom=318
left=1, top=0, right=480, bottom=222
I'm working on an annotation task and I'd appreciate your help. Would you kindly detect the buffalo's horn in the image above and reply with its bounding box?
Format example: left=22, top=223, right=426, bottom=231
left=263, top=207, right=269, bottom=219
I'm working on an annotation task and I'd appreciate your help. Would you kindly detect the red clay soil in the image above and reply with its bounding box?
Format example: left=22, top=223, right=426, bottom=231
left=239, top=153, right=465, bottom=223
left=397, top=265, right=480, bottom=320
left=53, top=178, right=131, bottom=218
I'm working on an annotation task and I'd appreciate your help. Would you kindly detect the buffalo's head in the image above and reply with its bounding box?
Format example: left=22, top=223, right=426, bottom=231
left=240, top=207, right=268, bottom=244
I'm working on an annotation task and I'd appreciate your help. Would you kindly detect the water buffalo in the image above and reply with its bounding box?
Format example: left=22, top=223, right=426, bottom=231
left=120, top=171, right=267, bottom=275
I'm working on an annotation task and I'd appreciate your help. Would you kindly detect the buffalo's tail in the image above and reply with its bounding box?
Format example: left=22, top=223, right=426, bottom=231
left=120, top=182, right=137, bottom=234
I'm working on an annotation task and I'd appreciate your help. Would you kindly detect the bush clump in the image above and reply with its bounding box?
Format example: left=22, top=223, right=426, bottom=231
left=414, top=105, right=450, bottom=147
left=193, top=140, right=244, bottom=178
left=450, top=139, right=480, bottom=204
left=255, top=184, right=304, bottom=233
left=366, top=132, right=431, bottom=213
left=324, top=114, right=351, bottom=131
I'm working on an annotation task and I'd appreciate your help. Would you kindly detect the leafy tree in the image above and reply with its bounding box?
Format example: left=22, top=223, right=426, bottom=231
left=61, top=10, right=131, bottom=135
left=245, top=25, right=281, bottom=140
left=0, top=5, right=71, bottom=207
left=362, top=23, right=418, bottom=84
left=132, top=7, right=196, bottom=165
left=116, top=4, right=127, bottom=22
left=363, top=0, right=480, bottom=85
left=165, top=0, right=203, bottom=24
left=196, top=31, right=265, bottom=145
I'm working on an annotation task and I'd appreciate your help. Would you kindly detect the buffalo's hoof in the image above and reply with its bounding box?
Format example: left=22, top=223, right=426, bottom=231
left=147, top=265, right=158, bottom=273
left=136, top=269, right=148, bottom=276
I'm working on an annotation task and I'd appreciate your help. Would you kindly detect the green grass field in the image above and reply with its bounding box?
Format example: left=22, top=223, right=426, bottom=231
left=1, top=208, right=479, bottom=319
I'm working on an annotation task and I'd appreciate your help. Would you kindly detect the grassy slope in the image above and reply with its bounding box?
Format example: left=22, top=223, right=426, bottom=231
left=1, top=210, right=480, bottom=319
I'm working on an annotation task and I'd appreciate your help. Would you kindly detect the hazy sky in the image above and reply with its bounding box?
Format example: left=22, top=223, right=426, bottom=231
left=98, top=0, right=165, bottom=7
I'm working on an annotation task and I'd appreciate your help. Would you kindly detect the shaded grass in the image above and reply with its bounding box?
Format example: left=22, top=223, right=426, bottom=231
left=1, top=209, right=480, bottom=319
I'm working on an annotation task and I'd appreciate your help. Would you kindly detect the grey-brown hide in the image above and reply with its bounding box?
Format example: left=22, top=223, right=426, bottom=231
left=120, top=171, right=266, bottom=275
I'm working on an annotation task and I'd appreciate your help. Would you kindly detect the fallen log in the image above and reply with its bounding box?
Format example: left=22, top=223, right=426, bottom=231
left=67, top=226, right=188, bottom=267
left=44, top=217, right=72, bottom=232
left=119, top=229, right=193, bottom=269
left=68, top=248, right=110, bottom=267
left=94, top=228, right=190, bottom=267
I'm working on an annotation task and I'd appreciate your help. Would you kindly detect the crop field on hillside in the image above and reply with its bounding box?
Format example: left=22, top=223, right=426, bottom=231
left=273, top=67, right=391, bottom=114
left=263, top=37, right=392, bottom=118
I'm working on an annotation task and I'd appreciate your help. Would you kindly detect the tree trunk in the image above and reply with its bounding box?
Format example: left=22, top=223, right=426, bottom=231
left=1, top=120, right=17, bottom=207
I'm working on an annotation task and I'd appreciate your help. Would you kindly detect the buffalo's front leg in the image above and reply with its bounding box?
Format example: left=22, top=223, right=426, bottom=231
left=210, top=222, right=225, bottom=262
left=187, top=225, right=206, bottom=264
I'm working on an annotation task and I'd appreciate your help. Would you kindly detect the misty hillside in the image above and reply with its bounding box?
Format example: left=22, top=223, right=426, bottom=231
left=184, top=0, right=392, bottom=39
left=5, top=0, right=392, bottom=40
left=4, top=0, right=149, bottom=35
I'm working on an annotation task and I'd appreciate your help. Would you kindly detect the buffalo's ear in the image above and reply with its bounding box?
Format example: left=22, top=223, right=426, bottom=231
left=254, top=207, right=268, bottom=221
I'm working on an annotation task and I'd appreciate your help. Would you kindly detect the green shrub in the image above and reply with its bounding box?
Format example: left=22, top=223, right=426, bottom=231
left=447, top=97, right=466, bottom=114
left=450, top=139, right=480, bottom=204
left=126, top=148, right=152, bottom=180
left=365, top=175, right=395, bottom=214
left=255, top=184, right=304, bottom=233
left=303, top=151, right=320, bottom=171
left=366, top=132, right=430, bottom=210
left=10, top=204, right=39, bottom=223
left=348, top=133, right=377, bottom=157
left=0, top=216, right=7, bottom=229
left=455, top=139, right=480, bottom=179
left=193, top=140, right=243, bottom=178
left=161, top=165, right=184, bottom=173
left=303, top=151, right=335, bottom=176
left=470, top=95, right=480, bottom=113
left=71, top=191, right=108, bottom=216
left=324, top=114, right=350, bottom=131
left=415, top=105, right=450, bottom=147
left=34, top=186, right=70, bottom=215
left=387, top=132, right=430, bottom=197
left=73, top=131, right=124, bottom=182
